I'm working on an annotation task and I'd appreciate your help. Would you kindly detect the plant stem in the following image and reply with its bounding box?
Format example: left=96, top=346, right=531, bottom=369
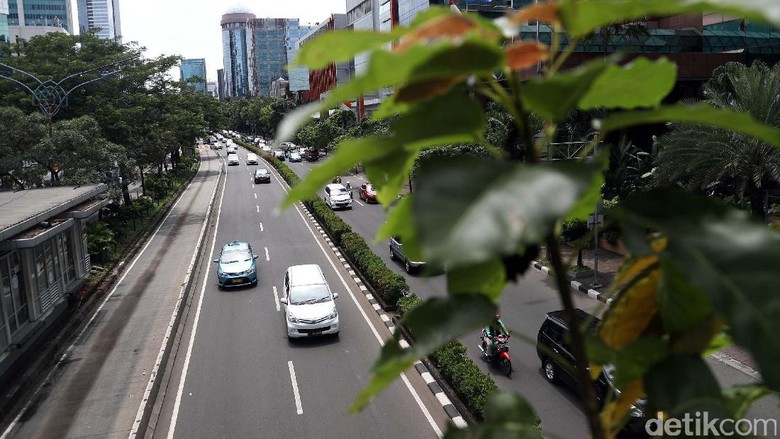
left=547, top=235, right=606, bottom=439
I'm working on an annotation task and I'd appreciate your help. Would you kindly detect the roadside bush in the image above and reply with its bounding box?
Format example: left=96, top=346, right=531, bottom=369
left=431, top=340, right=498, bottom=420
left=144, top=174, right=173, bottom=201
left=398, top=294, right=422, bottom=317
left=340, top=232, right=409, bottom=306
left=85, top=221, right=116, bottom=263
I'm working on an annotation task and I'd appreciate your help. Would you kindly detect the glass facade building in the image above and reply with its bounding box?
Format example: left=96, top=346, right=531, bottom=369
left=221, top=11, right=254, bottom=99
left=76, top=0, right=121, bottom=41
left=8, top=0, right=72, bottom=32
left=0, top=0, right=9, bottom=43
left=180, top=58, right=207, bottom=93
left=249, top=18, right=312, bottom=96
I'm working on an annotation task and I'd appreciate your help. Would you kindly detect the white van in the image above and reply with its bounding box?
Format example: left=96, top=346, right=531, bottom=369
left=324, top=183, right=352, bottom=210
left=280, top=264, right=339, bottom=339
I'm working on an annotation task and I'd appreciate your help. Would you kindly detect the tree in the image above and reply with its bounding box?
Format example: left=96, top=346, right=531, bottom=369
left=652, top=61, right=780, bottom=218
left=278, top=3, right=780, bottom=438
left=0, top=107, right=47, bottom=188
left=560, top=218, right=590, bottom=267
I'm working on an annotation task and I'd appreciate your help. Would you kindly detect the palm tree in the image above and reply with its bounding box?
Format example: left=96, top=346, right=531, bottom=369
left=651, top=61, right=780, bottom=218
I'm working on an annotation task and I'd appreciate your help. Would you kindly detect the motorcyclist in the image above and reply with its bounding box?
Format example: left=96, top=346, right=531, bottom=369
left=482, top=312, right=510, bottom=358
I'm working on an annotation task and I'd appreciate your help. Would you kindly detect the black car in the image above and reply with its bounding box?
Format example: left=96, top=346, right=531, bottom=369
left=537, top=309, right=647, bottom=437
left=254, top=168, right=271, bottom=184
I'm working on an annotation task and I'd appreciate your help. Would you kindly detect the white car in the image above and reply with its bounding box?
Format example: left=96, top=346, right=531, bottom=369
left=246, top=153, right=258, bottom=165
left=324, top=183, right=352, bottom=210
left=226, top=145, right=237, bottom=154
left=212, top=141, right=223, bottom=150
left=261, top=145, right=272, bottom=152
left=280, top=264, right=339, bottom=339
left=227, top=153, right=239, bottom=166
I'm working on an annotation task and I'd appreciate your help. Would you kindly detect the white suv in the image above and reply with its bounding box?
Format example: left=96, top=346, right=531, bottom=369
left=324, top=184, right=352, bottom=210
left=280, top=264, right=339, bottom=339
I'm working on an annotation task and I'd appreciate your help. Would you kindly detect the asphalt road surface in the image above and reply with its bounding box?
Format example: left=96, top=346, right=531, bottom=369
left=286, top=158, right=780, bottom=439
left=151, top=145, right=450, bottom=438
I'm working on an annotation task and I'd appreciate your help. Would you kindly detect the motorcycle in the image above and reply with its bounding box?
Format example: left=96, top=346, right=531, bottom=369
left=478, top=329, right=512, bottom=377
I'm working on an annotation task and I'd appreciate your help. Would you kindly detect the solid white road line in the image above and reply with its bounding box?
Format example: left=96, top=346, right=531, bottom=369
left=128, top=152, right=223, bottom=438
left=264, top=247, right=270, bottom=261
left=0, top=161, right=201, bottom=439
left=272, top=286, right=280, bottom=312
left=288, top=361, right=304, bottom=415
left=267, top=165, right=443, bottom=438
left=166, top=165, right=228, bottom=439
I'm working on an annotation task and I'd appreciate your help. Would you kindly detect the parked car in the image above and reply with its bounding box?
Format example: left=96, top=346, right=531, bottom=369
left=280, top=264, right=339, bottom=339
left=289, top=152, right=302, bottom=162
left=389, top=236, right=425, bottom=274
left=537, top=309, right=647, bottom=437
left=274, top=150, right=285, bottom=161
left=324, top=183, right=352, bottom=210
left=359, top=182, right=378, bottom=203
left=246, top=153, right=258, bottom=165
left=254, top=168, right=271, bottom=184
left=227, top=153, right=240, bottom=166
left=213, top=240, right=258, bottom=288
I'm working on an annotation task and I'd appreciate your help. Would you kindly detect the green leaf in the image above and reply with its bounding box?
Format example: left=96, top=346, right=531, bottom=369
left=351, top=295, right=496, bottom=412
left=645, top=354, right=726, bottom=417
left=393, top=87, right=486, bottom=147
left=658, top=259, right=712, bottom=334
left=281, top=136, right=396, bottom=208
left=445, top=392, right=542, bottom=439
left=446, top=259, right=507, bottom=299
left=275, top=101, right=325, bottom=143
left=377, top=195, right=424, bottom=262
left=704, top=332, right=733, bottom=356
left=293, top=30, right=403, bottom=70
left=617, top=190, right=780, bottom=392
left=722, top=384, right=772, bottom=419
left=364, top=148, right=418, bottom=206
left=413, top=158, right=603, bottom=268
left=578, top=57, right=677, bottom=110
left=600, top=104, right=780, bottom=149
left=563, top=152, right=607, bottom=222
left=611, top=338, right=669, bottom=389
left=559, top=0, right=780, bottom=38
left=522, top=57, right=610, bottom=122
left=320, top=40, right=501, bottom=115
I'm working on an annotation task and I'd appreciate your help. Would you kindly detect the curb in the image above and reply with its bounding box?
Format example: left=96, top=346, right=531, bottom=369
left=530, top=261, right=765, bottom=380
left=301, top=206, right=468, bottom=430
left=531, top=261, right=613, bottom=304
left=129, top=147, right=221, bottom=437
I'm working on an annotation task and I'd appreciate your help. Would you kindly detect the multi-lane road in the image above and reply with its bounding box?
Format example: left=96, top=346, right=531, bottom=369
left=152, top=146, right=448, bottom=438
left=2, top=142, right=778, bottom=439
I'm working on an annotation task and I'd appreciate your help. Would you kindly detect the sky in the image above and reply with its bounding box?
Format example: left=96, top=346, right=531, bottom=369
left=72, top=0, right=348, bottom=83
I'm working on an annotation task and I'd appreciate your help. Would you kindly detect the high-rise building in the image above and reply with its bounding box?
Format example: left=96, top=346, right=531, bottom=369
left=76, top=0, right=122, bottom=42
left=180, top=58, right=207, bottom=93
left=249, top=18, right=313, bottom=97
left=7, top=0, right=73, bottom=41
left=221, top=8, right=254, bottom=99
left=217, top=68, right=225, bottom=101
left=0, top=0, right=10, bottom=43
left=299, top=14, right=349, bottom=103
left=206, top=81, right=218, bottom=98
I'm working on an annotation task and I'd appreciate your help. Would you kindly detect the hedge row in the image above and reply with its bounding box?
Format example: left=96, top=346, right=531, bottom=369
left=231, top=135, right=411, bottom=307
left=399, top=294, right=498, bottom=421
left=340, top=232, right=409, bottom=306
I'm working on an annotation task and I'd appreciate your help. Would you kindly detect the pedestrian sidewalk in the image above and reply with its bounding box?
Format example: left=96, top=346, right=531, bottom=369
left=533, top=243, right=759, bottom=373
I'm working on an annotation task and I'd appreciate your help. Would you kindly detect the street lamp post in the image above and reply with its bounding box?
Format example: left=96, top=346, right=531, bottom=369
left=0, top=54, right=140, bottom=134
